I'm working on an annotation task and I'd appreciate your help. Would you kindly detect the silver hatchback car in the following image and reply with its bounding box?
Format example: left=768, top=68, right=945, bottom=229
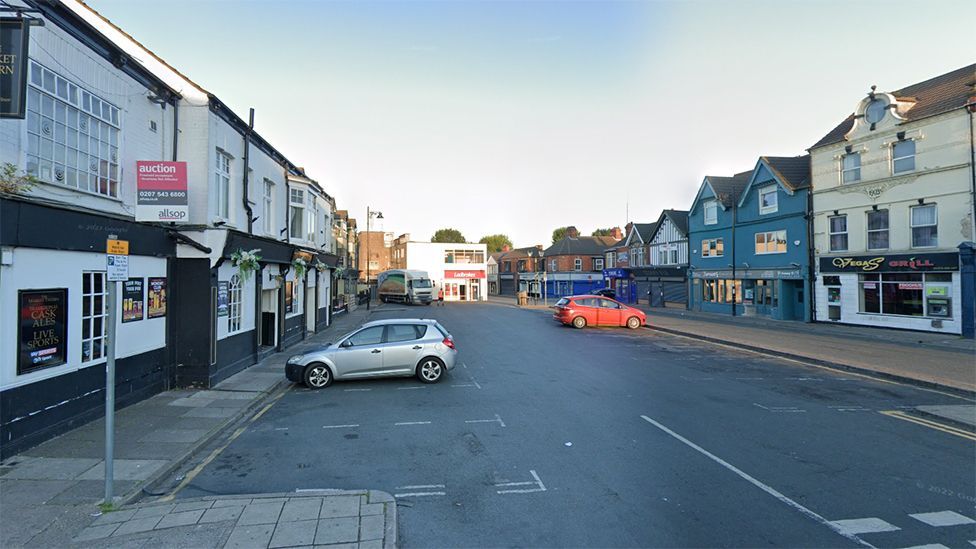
left=285, top=318, right=457, bottom=389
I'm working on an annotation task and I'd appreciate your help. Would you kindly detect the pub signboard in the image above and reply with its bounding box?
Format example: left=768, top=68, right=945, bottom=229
left=18, top=289, right=68, bottom=374
left=0, top=17, right=30, bottom=119
left=819, top=252, right=958, bottom=273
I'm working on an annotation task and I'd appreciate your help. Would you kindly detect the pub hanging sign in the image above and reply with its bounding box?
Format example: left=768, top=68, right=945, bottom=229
left=819, top=252, right=959, bottom=273
left=0, top=17, right=31, bottom=119
left=18, top=289, right=68, bottom=375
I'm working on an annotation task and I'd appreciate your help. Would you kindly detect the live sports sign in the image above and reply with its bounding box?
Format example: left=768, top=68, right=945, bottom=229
left=445, top=270, right=485, bottom=279
left=136, top=161, right=188, bottom=222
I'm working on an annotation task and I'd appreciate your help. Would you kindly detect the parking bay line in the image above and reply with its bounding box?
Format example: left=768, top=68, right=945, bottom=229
left=394, top=421, right=432, bottom=426
left=395, top=484, right=446, bottom=498
left=639, top=414, right=874, bottom=548
left=323, top=424, right=359, bottom=429
left=496, top=470, right=547, bottom=495
left=464, top=414, right=506, bottom=427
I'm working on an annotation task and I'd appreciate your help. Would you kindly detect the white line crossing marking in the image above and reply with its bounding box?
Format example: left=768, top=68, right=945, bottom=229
left=464, top=414, right=506, bottom=427
left=640, top=414, right=875, bottom=548
left=394, top=421, right=432, bottom=426
left=753, top=403, right=806, bottom=413
left=496, top=470, right=546, bottom=494
left=393, top=484, right=446, bottom=498
left=829, top=518, right=901, bottom=535
left=909, top=511, right=976, bottom=527
left=322, top=424, right=359, bottom=429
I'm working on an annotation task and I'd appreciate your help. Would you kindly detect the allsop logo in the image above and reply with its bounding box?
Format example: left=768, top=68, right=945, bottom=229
left=138, top=163, right=177, bottom=174
left=158, top=209, right=187, bottom=220
left=832, top=257, right=884, bottom=271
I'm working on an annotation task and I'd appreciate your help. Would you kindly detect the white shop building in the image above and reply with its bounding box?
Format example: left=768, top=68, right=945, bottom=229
left=398, top=242, right=488, bottom=302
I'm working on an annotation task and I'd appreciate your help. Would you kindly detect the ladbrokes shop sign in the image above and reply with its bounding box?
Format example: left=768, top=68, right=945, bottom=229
left=819, top=252, right=958, bottom=273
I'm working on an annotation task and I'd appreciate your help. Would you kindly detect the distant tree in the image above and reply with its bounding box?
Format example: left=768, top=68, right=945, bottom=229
left=479, top=234, right=512, bottom=253
left=591, top=228, right=615, bottom=237
left=431, top=228, right=466, bottom=243
left=551, top=226, right=571, bottom=244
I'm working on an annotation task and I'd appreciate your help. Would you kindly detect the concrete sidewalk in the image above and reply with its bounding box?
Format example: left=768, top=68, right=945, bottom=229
left=0, top=304, right=398, bottom=548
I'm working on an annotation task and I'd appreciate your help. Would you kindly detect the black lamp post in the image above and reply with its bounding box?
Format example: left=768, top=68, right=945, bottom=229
left=366, top=208, right=383, bottom=310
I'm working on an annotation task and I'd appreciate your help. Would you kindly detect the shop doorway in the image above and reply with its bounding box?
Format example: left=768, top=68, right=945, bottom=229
left=459, top=283, right=467, bottom=301
left=305, top=282, right=316, bottom=333
left=469, top=280, right=480, bottom=301
left=261, top=288, right=278, bottom=348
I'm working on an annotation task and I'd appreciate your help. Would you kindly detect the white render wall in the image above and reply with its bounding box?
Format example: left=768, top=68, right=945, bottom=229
left=0, top=15, right=172, bottom=218
left=0, top=248, right=167, bottom=391
left=404, top=242, right=488, bottom=300
left=215, top=261, right=256, bottom=340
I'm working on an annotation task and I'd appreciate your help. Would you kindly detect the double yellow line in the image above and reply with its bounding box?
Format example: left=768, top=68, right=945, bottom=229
left=880, top=410, right=976, bottom=441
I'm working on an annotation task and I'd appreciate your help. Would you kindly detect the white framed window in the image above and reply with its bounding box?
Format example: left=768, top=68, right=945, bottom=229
left=289, top=188, right=305, bottom=239
left=306, top=191, right=317, bottom=242
left=550, top=259, right=557, bottom=272
left=262, top=179, right=274, bottom=235
left=670, top=247, right=679, bottom=265
left=867, top=209, right=889, bottom=250
left=26, top=61, right=121, bottom=198
left=632, top=247, right=645, bottom=266
left=829, top=215, right=848, bottom=252
left=606, top=252, right=615, bottom=266
left=215, top=150, right=231, bottom=220
left=701, top=238, right=723, bottom=258
left=755, top=230, right=787, bottom=254
left=593, top=258, right=604, bottom=271
left=81, top=271, right=107, bottom=363
left=842, top=153, right=861, bottom=183
left=759, top=186, right=778, bottom=214
left=574, top=257, right=582, bottom=271
left=703, top=200, right=718, bottom=225
left=910, top=204, right=937, bottom=248
left=228, top=275, right=243, bottom=333
left=892, top=140, right=915, bottom=174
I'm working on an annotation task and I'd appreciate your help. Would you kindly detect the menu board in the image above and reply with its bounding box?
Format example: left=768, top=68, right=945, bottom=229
left=122, top=278, right=144, bottom=323
left=148, top=277, right=167, bottom=318
left=18, top=289, right=68, bottom=374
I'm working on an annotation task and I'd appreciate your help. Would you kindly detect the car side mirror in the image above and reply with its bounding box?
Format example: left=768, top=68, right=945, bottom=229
left=340, top=340, right=352, bottom=348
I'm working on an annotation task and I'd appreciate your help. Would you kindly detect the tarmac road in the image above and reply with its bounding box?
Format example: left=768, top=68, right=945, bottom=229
left=173, top=302, right=976, bottom=548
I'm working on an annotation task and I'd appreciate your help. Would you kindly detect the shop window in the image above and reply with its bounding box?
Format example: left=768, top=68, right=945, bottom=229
left=289, top=188, right=305, bottom=239
left=858, top=272, right=947, bottom=317
left=892, top=139, right=915, bottom=174
left=228, top=275, right=243, bottom=333
left=702, top=238, right=723, bottom=258
left=842, top=152, right=861, bottom=183
left=285, top=281, right=294, bottom=313
left=759, top=186, right=778, bottom=214
left=701, top=279, right=741, bottom=304
left=755, top=230, right=787, bottom=254
left=867, top=210, right=889, bottom=250
left=755, top=279, right=778, bottom=306
left=704, top=200, right=718, bottom=225
left=829, top=215, right=848, bottom=252
left=26, top=61, right=120, bottom=198
left=910, top=204, right=937, bottom=248
left=81, top=271, right=107, bottom=363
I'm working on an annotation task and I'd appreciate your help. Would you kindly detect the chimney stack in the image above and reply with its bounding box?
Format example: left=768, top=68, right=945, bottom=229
left=566, top=226, right=579, bottom=238
left=610, top=226, right=623, bottom=240
left=502, top=244, right=510, bottom=252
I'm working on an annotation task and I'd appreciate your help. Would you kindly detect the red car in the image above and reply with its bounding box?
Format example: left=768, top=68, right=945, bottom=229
left=552, top=295, right=646, bottom=329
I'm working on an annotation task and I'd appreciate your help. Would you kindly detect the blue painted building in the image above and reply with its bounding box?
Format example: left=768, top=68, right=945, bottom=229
left=688, top=155, right=812, bottom=321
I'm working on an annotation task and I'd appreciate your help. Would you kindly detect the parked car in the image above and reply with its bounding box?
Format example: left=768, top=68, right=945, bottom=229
left=590, top=288, right=616, bottom=299
left=286, top=319, right=457, bottom=389
left=552, top=295, right=646, bottom=329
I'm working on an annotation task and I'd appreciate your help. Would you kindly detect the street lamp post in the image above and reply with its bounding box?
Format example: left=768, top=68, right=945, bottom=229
left=366, top=207, right=383, bottom=310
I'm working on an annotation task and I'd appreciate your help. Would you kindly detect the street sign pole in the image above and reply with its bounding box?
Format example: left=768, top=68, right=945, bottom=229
left=104, top=235, right=128, bottom=505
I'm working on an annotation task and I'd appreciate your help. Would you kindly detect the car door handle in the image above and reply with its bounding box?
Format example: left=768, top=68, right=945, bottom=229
left=371, top=349, right=381, bottom=354
left=412, top=345, right=422, bottom=350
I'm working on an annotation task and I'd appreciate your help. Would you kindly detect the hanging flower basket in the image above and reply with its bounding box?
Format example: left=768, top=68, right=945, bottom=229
left=230, top=248, right=261, bottom=282
left=292, top=257, right=309, bottom=279
left=314, top=260, right=328, bottom=272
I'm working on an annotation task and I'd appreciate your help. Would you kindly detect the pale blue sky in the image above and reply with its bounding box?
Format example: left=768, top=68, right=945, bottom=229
left=89, top=0, right=975, bottom=246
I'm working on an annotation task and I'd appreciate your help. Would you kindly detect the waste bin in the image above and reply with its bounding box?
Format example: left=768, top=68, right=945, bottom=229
left=517, top=291, right=528, bottom=306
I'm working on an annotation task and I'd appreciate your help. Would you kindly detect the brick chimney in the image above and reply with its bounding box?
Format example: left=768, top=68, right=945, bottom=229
left=610, top=226, right=623, bottom=240
left=502, top=244, right=510, bottom=252
left=566, top=226, right=579, bottom=238
left=624, top=222, right=633, bottom=238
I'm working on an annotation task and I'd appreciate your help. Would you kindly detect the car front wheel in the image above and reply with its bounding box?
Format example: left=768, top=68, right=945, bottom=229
left=417, top=357, right=445, bottom=383
left=304, top=363, right=333, bottom=389
left=626, top=316, right=641, bottom=329
left=572, top=316, right=587, bottom=329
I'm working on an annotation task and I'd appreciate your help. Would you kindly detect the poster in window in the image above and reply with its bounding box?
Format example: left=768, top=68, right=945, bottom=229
left=285, top=281, right=294, bottom=313
left=18, top=289, right=68, bottom=375
left=147, top=277, right=167, bottom=318
left=122, top=278, right=144, bottom=323
left=217, top=281, right=229, bottom=317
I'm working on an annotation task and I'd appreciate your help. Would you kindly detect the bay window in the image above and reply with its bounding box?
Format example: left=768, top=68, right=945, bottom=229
left=289, top=188, right=305, bottom=240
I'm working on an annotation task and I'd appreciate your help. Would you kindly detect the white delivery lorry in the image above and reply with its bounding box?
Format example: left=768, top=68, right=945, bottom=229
left=377, top=269, right=434, bottom=305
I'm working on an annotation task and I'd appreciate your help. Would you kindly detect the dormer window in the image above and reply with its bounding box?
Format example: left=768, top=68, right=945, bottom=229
left=703, top=200, right=718, bottom=225
left=759, top=186, right=778, bottom=214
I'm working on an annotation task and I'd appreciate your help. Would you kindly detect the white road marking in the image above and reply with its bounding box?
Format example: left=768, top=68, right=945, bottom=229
left=323, top=424, right=359, bottom=429
left=397, top=386, right=426, bottom=391
left=640, top=414, right=875, bottom=548
left=471, top=379, right=483, bottom=389
left=344, top=388, right=372, bottom=392
left=909, top=511, right=976, bottom=527
left=753, top=403, right=806, bottom=413
left=735, top=377, right=765, bottom=380
left=829, top=518, right=901, bottom=535
left=901, top=545, right=950, bottom=549
left=394, top=491, right=445, bottom=497
left=396, top=484, right=445, bottom=490
left=496, top=469, right=546, bottom=494
left=464, top=414, right=506, bottom=427
left=394, top=421, right=431, bottom=426
left=274, top=427, right=289, bottom=431
left=828, top=406, right=872, bottom=412
left=451, top=383, right=476, bottom=388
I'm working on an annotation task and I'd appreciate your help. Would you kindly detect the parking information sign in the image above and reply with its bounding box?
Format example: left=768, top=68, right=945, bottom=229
left=106, top=238, right=129, bottom=282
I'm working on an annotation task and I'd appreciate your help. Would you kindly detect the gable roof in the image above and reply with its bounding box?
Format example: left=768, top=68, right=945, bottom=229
left=632, top=223, right=658, bottom=243
left=545, top=235, right=619, bottom=257
left=700, top=170, right=753, bottom=209
left=649, top=209, right=689, bottom=241
left=603, top=239, right=625, bottom=253
left=761, top=155, right=811, bottom=191
left=810, top=64, right=976, bottom=150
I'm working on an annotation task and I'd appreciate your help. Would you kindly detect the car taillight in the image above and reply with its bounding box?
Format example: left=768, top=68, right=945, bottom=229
left=443, top=337, right=456, bottom=350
